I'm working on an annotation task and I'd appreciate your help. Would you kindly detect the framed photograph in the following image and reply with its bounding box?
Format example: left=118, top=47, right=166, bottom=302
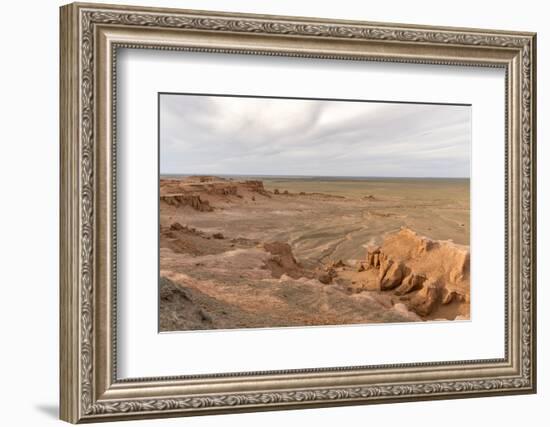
left=60, top=2, right=537, bottom=423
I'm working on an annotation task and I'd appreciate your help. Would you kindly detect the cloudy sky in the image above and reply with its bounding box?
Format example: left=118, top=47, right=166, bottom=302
left=160, top=94, right=470, bottom=178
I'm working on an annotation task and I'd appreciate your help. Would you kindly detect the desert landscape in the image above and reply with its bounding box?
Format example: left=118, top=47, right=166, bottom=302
left=159, top=175, right=470, bottom=331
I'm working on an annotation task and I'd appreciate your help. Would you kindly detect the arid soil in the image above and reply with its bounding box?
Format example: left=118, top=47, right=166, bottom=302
left=159, top=176, right=470, bottom=331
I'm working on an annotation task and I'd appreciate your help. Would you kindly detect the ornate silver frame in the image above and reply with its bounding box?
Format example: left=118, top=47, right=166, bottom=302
left=60, top=2, right=537, bottom=423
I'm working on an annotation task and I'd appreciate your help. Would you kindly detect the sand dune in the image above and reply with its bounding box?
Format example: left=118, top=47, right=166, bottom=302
left=159, top=176, right=470, bottom=331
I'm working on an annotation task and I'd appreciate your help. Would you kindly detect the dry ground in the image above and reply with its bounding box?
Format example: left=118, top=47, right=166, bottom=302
left=159, top=176, right=470, bottom=331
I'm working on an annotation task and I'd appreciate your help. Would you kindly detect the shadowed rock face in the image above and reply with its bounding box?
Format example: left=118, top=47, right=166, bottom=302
left=160, top=194, right=213, bottom=211
left=395, top=273, right=426, bottom=296
left=379, top=260, right=406, bottom=291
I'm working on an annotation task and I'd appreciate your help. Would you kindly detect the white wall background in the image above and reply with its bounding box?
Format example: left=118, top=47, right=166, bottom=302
left=0, top=0, right=545, bottom=425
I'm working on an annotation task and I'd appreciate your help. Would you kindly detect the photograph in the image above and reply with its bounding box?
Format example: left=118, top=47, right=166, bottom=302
left=158, top=93, right=472, bottom=331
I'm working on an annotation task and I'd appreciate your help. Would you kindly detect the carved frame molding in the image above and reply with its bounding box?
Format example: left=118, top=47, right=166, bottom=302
left=60, top=2, right=536, bottom=423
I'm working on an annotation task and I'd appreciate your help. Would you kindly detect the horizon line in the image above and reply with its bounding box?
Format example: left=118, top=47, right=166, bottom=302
left=159, top=173, right=470, bottom=179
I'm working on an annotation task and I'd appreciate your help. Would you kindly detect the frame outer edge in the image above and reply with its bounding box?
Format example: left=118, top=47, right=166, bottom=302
left=529, top=33, right=537, bottom=393
left=60, top=3, right=81, bottom=424
left=69, top=1, right=536, bottom=37
left=60, top=2, right=537, bottom=422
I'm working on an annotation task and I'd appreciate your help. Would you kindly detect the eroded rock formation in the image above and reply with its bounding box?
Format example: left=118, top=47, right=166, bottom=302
left=263, top=241, right=305, bottom=279
left=160, top=194, right=213, bottom=211
left=160, top=176, right=271, bottom=211
left=363, top=228, right=470, bottom=319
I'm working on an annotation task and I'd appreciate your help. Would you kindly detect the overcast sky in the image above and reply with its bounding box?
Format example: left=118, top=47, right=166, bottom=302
left=160, top=94, right=470, bottom=178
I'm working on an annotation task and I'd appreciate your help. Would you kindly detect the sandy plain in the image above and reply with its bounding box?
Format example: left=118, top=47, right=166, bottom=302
left=159, top=175, right=470, bottom=331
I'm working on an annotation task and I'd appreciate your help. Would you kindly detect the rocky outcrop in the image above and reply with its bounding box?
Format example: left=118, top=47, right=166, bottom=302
left=363, top=228, right=470, bottom=318
left=211, top=184, right=238, bottom=196
left=169, top=222, right=186, bottom=231
left=379, top=260, right=407, bottom=291
left=160, top=176, right=272, bottom=210
left=407, top=279, right=441, bottom=316
left=242, top=180, right=270, bottom=196
left=263, top=241, right=307, bottom=279
left=160, top=194, right=213, bottom=211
